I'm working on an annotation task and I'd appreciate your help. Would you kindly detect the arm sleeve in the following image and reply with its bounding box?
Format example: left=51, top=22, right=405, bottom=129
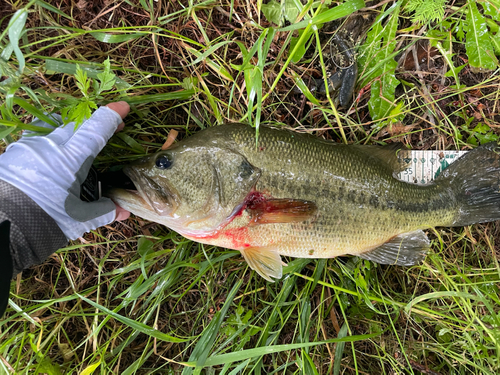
left=0, top=180, right=68, bottom=317
left=0, top=221, right=13, bottom=317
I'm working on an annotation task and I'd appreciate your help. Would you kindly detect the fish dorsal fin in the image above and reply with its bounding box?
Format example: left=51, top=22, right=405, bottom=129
left=352, top=143, right=406, bottom=173
left=240, top=246, right=284, bottom=282
left=357, top=230, right=430, bottom=266
left=247, top=198, right=317, bottom=225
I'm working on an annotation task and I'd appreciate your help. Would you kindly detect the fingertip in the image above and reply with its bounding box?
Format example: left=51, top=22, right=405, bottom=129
left=106, top=101, right=130, bottom=120
left=115, top=205, right=130, bottom=221
left=116, top=122, right=125, bottom=133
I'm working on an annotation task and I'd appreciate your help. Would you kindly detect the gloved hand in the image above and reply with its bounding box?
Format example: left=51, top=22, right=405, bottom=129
left=0, top=102, right=131, bottom=240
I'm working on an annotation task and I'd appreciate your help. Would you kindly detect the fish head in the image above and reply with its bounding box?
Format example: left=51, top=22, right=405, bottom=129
left=111, top=142, right=261, bottom=235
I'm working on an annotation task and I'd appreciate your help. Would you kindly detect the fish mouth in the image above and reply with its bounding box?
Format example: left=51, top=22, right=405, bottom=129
left=123, top=166, right=179, bottom=216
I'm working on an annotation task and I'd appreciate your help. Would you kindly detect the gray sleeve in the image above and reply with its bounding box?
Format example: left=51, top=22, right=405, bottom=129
left=0, top=180, right=67, bottom=275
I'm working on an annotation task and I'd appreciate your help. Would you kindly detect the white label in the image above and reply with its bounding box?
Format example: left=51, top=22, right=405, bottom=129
left=397, top=150, right=467, bottom=185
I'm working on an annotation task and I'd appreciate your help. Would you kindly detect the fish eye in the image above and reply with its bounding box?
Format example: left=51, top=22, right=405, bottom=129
left=155, top=154, right=173, bottom=169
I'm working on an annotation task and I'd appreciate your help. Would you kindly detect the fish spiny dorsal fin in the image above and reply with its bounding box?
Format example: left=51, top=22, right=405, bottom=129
left=352, top=143, right=407, bottom=173
left=357, top=230, right=430, bottom=266
left=240, top=246, right=284, bottom=282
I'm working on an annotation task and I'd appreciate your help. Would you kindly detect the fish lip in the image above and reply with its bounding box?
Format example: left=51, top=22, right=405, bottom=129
left=122, top=166, right=140, bottom=190
left=123, top=166, right=178, bottom=216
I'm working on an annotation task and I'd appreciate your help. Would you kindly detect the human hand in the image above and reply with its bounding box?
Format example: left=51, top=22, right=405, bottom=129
left=0, top=102, right=131, bottom=240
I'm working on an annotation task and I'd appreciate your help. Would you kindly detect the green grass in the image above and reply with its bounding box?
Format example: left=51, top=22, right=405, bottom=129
left=1, top=0, right=500, bottom=374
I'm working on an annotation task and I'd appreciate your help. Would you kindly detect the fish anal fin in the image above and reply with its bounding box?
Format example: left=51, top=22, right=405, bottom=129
left=357, top=230, right=430, bottom=266
left=240, top=246, right=283, bottom=282
left=248, top=198, right=317, bottom=225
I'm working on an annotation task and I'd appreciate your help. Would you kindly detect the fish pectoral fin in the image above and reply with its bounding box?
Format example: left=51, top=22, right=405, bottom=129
left=248, top=199, right=317, bottom=225
left=357, top=230, right=430, bottom=266
left=240, top=246, right=283, bottom=282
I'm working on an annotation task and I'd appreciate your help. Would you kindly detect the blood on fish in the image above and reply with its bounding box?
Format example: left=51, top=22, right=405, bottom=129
left=189, top=226, right=252, bottom=249
left=232, top=191, right=270, bottom=217
left=189, top=191, right=272, bottom=248
left=222, top=227, right=251, bottom=248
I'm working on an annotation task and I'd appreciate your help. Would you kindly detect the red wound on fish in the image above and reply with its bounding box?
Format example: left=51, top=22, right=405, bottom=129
left=246, top=193, right=317, bottom=225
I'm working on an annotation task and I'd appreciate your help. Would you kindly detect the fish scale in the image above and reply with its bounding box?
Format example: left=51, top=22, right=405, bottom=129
left=206, top=126, right=457, bottom=258
left=109, top=124, right=500, bottom=281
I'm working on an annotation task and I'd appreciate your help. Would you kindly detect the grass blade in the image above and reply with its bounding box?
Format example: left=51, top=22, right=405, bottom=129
left=190, top=332, right=381, bottom=367
left=333, top=323, right=349, bottom=375
left=79, top=295, right=188, bottom=343
left=182, top=279, right=243, bottom=374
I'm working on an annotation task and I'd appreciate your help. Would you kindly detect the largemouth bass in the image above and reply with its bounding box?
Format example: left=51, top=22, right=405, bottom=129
left=108, top=124, right=500, bottom=281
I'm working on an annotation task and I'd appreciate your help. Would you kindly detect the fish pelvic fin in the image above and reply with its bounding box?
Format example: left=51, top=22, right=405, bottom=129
left=357, top=230, right=430, bottom=266
left=240, top=246, right=283, bottom=282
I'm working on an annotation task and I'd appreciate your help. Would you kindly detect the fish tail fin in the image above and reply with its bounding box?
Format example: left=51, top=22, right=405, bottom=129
left=436, top=141, right=500, bottom=226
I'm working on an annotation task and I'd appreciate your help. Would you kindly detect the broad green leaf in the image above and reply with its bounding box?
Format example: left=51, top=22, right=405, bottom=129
left=279, top=0, right=365, bottom=32
left=465, top=1, right=497, bottom=72
left=71, top=101, right=97, bottom=127
left=181, top=76, right=198, bottom=90
left=261, top=0, right=281, bottom=25
left=480, top=0, right=500, bottom=19
left=75, top=65, right=90, bottom=97
left=283, top=0, right=300, bottom=23
left=96, top=58, right=116, bottom=92
left=358, top=4, right=402, bottom=126
left=444, top=63, right=466, bottom=77
left=290, top=28, right=312, bottom=62
left=36, top=357, right=62, bottom=375
left=80, top=361, right=101, bottom=375
left=0, top=44, right=14, bottom=65
left=2, top=9, right=28, bottom=74
left=137, top=237, right=154, bottom=257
